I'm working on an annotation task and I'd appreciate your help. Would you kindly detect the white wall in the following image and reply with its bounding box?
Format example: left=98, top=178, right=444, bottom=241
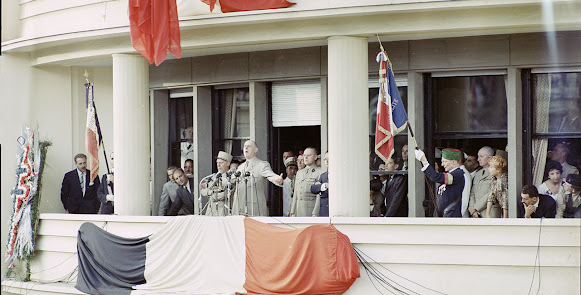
left=2, top=215, right=578, bottom=295
left=0, top=53, right=33, bottom=279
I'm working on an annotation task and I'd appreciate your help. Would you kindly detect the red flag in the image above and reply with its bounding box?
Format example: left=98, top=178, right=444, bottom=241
left=219, top=0, right=295, bottom=13
left=374, top=51, right=408, bottom=164
left=86, top=84, right=100, bottom=182
left=129, top=0, right=182, bottom=66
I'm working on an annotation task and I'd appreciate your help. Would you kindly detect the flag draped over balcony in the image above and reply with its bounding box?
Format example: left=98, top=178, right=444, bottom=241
left=85, top=83, right=102, bottom=182
left=129, top=0, right=182, bottom=66
left=374, top=51, right=408, bottom=164
left=75, top=216, right=359, bottom=295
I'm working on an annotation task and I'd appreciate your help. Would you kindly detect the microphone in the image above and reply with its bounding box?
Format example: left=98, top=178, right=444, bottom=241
left=234, top=171, right=242, bottom=178
left=226, top=167, right=236, bottom=177
left=244, top=171, right=251, bottom=177
left=208, top=172, right=222, bottom=188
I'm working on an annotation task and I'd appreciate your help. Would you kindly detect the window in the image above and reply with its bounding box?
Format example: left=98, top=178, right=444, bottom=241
left=531, top=72, right=581, bottom=186
left=429, top=74, right=508, bottom=166
left=168, top=89, right=193, bottom=168
left=213, top=87, right=250, bottom=161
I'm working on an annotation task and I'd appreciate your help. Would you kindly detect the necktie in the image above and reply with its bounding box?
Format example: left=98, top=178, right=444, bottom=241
left=80, top=173, right=85, bottom=196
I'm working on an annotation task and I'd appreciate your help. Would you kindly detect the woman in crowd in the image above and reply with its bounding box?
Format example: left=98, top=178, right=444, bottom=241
left=536, top=161, right=563, bottom=201
left=486, top=156, right=509, bottom=218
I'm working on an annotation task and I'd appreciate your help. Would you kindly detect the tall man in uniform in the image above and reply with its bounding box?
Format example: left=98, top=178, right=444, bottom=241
left=201, top=151, right=234, bottom=216
left=291, top=147, right=324, bottom=217
left=61, top=153, right=100, bottom=214
left=468, top=146, right=498, bottom=218
left=415, top=148, right=465, bottom=217
left=233, top=140, right=283, bottom=216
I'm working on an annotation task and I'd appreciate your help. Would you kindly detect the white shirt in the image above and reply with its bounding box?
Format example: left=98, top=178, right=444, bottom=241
left=77, top=169, right=86, bottom=196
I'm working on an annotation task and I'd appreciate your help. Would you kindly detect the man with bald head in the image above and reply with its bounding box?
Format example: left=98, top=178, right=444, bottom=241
left=232, top=140, right=283, bottom=216
left=291, top=147, right=324, bottom=217
left=549, top=143, right=579, bottom=181
left=468, top=146, right=500, bottom=218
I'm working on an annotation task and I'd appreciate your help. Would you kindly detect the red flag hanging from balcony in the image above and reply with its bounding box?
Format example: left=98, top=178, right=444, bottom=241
left=129, top=0, right=182, bottom=66
left=218, top=0, right=295, bottom=13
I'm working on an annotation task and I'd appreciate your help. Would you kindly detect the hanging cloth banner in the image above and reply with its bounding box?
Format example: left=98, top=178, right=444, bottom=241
left=75, top=216, right=360, bottom=295
left=129, top=0, right=182, bottom=66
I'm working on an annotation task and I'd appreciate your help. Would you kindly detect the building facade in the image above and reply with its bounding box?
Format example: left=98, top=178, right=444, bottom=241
left=1, top=0, right=580, bottom=293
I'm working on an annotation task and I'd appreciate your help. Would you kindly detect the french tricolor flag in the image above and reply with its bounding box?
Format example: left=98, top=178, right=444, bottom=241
left=76, top=216, right=359, bottom=295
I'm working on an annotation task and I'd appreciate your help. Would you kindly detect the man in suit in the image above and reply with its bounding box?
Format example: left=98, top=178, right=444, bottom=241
left=548, top=143, right=579, bottom=181
left=291, top=147, right=323, bottom=217
left=167, top=168, right=198, bottom=215
left=415, top=148, right=465, bottom=217
left=468, top=146, right=499, bottom=218
left=383, top=155, right=408, bottom=217
left=519, top=184, right=556, bottom=218
left=311, top=151, right=329, bottom=217
left=61, top=153, right=100, bottom=214
left=97, top=152, right=114, bottom=214
left=370, top=179, right=384, bottom=217
left=233, top=140, right=283, bottom=216
left=158, top=166, right=186, bottom=216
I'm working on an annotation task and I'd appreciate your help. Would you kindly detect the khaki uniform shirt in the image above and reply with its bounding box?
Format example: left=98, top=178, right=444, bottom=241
left=469, top=168, right=500, bottom=217
left=290, top=165, right=323, bottom=217
left=201, top=172, right=235, bottom=216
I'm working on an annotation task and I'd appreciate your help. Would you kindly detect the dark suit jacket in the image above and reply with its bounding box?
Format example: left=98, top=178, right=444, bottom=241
left=384, top=175, right=408, bottom=217
left=370, top=192, right=385, bottom=217
left=311, top=171, right=329, bottom=216
left=518, top=194, right=556, bottom=218
left=97, top=174, right=114, bottom=214
left=61, top=169, right=100, bottom=214
left=168, top=186, right=195, bottom=216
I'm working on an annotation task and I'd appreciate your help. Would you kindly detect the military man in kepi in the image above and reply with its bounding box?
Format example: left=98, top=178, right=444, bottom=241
left=556, top=174, right=581, bottom=218
left=415, top=147, right=465, bottom=217
left=290, top=147, right=324, bottom=217
left=201, top=151, right=234, bottom=216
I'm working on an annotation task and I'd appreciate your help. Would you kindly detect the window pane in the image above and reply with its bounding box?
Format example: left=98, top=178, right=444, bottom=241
left=217, top=88, right=250, bottom=157
left=168, top=96, right=193, bottom=168
left=434, top=76, right=507, bottom=132
left=533, top=72, right=581, bottom=133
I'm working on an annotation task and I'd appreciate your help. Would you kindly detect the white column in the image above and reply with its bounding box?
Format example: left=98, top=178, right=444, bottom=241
left=113, top=54, right=150, bottom=216
left=407, top=72, right=425, bottom=217
left=327, top=36, right=369, bottom=217
left=507, top=67, right=523, bottom=218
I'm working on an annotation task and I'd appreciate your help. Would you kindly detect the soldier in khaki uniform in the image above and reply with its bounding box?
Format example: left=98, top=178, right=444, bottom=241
left=201, top=151, right=234, bottom=216
left=468, top=146, right=500, bottom=218
left=290, top=147, right=324, bottom=217
left=233, top=140, right=283, bottom=216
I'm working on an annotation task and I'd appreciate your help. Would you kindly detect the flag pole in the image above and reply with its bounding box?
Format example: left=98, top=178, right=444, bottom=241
left=374, top=44, right=440, bottom=217
left=84, top=70, right=111, bottom=175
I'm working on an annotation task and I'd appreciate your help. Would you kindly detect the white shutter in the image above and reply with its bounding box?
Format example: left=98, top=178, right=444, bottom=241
left=272, top=79, right=321, bottom=127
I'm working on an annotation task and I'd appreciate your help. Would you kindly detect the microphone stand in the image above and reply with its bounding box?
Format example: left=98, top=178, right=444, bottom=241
left=244, top=173, right=249, bottom=216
